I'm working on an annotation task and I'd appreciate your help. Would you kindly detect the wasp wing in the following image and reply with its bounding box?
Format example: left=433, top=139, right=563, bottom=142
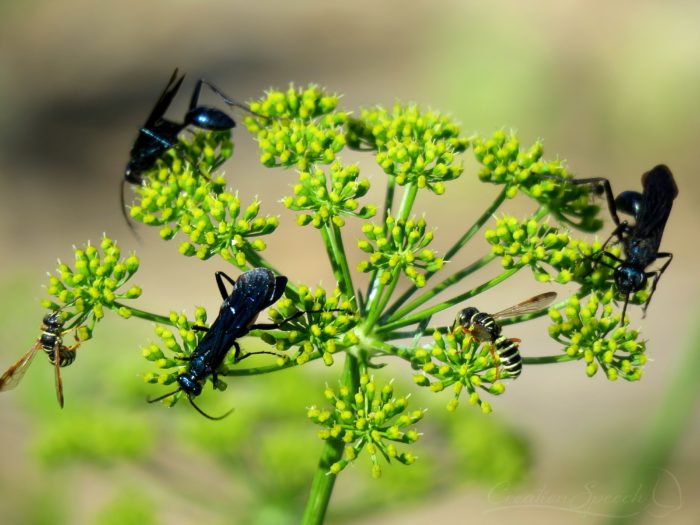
left=0, top=344, right=41, bottom=392
left=492, top=292, right=558, bottom=321
left=635, top=165, right=678, bottom=240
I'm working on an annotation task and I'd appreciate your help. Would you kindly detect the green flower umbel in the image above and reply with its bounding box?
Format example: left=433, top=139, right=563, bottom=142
left=357, top=214, right=443, bottom=287
left=244, top=84, right=348, bottom=171
left=263, top=285, right=358, bottom=366
left=143, top=308, right=217, bottom=406
left=348, top=104, right=468, bottom=194
left=412, top=329, right=504, bottom=414
left=548, top=291, right=646, bottom=380
left=472, top=130, right=601, bottom=231
left=308, top=374, right=423, bottom=478
left=284, top=162, right=376, bottom=228
left=43, top=236, right=141, bottom=340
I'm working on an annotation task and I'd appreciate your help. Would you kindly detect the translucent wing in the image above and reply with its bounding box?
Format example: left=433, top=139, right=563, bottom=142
left=492, top=292, right=558, bottom=321
left=54, top=344, right=64, bottom=408
left=0, top=344, right=41, bottom=392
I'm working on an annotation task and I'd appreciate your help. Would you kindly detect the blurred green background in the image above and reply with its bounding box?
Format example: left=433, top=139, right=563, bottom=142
left=1, top=1, right=699, bottom=523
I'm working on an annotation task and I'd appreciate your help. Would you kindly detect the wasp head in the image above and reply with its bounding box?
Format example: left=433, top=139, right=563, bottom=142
left=614, top=264, right=647, bottom=293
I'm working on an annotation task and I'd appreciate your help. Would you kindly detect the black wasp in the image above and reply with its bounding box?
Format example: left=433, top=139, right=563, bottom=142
left=0, top=311, right=79, bottom=408
left=556, top=165, right=677, bottom=319
left=456, top=292, right=557, bottom=378
left=149, top=268, right=321, bottom=420
left=122, top=68, right=250, bottom=228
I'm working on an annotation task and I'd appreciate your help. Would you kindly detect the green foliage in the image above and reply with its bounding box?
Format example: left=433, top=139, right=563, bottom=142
left=94, top=490, right=158, bottom=525
left=33, top=410, right=153, bottom=466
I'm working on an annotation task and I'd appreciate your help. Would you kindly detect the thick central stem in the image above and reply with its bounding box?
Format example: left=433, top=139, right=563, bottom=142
left=300, top=353, right=360, bottom=524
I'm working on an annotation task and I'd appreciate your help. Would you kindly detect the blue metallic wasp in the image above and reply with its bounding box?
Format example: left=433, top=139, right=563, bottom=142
left=122, top=68, right=251, bottom=230
left=551, top=165, right=677, bottom=319
left=148, top=268, right=325, bottom=419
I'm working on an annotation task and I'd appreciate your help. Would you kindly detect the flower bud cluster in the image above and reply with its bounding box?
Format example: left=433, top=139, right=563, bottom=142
left=283, top=161, right=376, bottom=228
left=244, top=85, right=348, bottom=171
left=412, top=330, right=503, bottom=414
left=142, top=307, right=214, bottom=406
left=484, top=216, right=648, bottom=308
left=548, top=292, right=646, bottom=380
left=42, top=236, right=141, bottom=339
left=472, top=131, right=601, bottom=231
left=307, top=374, right=423, bottom=478
left=128, top=133, right=278, bottom=268
left=174, top=129, right=234, bottom=175
left=357, top=215, right=443, bottom=287
left=348, top=104, right=468, bottom=194
left=485, top=216, right=578, bottom=284
left=262, top=286, right=358, bottom=367
left=177, top=195, right=279, bottom=268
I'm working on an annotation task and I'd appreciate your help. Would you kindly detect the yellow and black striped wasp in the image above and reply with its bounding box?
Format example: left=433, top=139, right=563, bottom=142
left=0, top=311, right=80, bottom=407
left=455, top=292, right=557, bottom=378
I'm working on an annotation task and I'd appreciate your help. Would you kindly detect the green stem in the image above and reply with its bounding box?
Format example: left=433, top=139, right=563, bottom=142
left=363, top=182, right=418, bottom=326
left=365, top=268, right=400, bottom=328
left=329, top=223, right=356, bottom=301
left=522, top=354, right=576, bottom=365
left=396, top=183, right=418, bottom=222
left=384, top=253, right=495, bottom=323
left=320, top=226, right=347, bottom=291
left=113, top=303, right=174, bottom=326
left=223, top=352, right=322, bottom=376
left=383, top=186, right=508, bottom=319
left=377, top=267, right=521, bottom=334
left=382, top=177, right=396, bottom=223
left=301, top=353, right=360, bottom=525
left=605, top=308, right=700, bottom=524
left=243, top=247, right=277, bottom=273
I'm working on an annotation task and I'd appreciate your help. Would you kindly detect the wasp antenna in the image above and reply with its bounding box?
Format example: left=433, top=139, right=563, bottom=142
left=188, top=396, right=234, bottom=421
left=147, top=388, right=181, bottom=404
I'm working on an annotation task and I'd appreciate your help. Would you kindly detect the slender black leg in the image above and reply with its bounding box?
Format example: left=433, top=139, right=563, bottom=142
left=600, top=222, right=629, bottom=251
left=231, top=339, right=284, bottom=362
left=247, top=309, right=346, bottom=331
left=642, top=252, right=673, bottom=317
left=537, top=174, right=622, bottom=227
left=236, top=350, right=286, bottom=362
left=215, top=271, right=237, bottom=300
left=192, top=325, right=209, bottom=332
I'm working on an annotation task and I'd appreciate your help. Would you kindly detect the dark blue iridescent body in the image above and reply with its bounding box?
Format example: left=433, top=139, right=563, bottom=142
left=178, top=268, right=287, bottom=397
left=555, top=165, right=677, bottom=318
left=149, top=268, right=294, bottom=419
left=124, top=68, right=238, bottom=184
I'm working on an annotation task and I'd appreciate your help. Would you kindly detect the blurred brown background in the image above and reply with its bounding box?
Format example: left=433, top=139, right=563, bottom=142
left=1, top=0, right=699, bottom=524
